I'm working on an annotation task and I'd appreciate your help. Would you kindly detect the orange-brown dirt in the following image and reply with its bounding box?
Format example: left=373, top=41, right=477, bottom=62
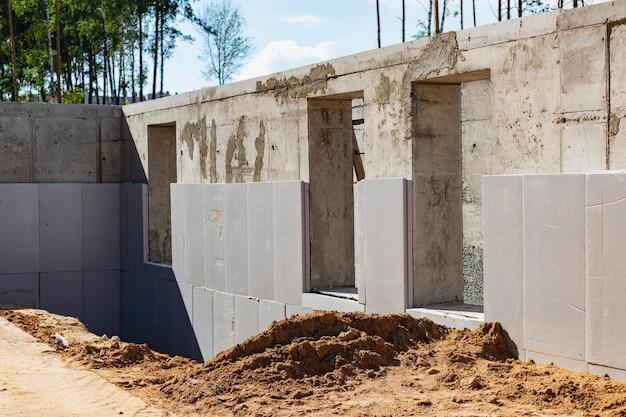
left=2, top=308, right=626, bottom=416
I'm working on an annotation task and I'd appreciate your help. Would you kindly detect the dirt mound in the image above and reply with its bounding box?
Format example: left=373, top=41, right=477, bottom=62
left=3, top=308, right=626, bottom=417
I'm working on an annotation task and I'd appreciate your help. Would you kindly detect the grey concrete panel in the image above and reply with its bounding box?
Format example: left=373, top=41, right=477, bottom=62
left=183, top=184, right=205, bottom=286
left=523, top=174, right=586, bottom=361
left=258, top=299, right=286, bottom=331
left=120, top=272, right=140, bottom=341
left=202, top=185, right=225, bottom=290
left=192, top=286, right=214, bottom=362
left=585, top=172, right=626, bottom=370
left=483, top=175, right=524, bottom=355
left=0, top=273, right=39, bottom=307
left=0, top=116, right=33, bottom=181
left=224, top=184, right=248, bottom=295
left=126, top=184, right=147, bottom=273
left=40, top=271, right=84, bottom=319
left=154, top=278, right=197, bottom=359
left=362, top=179, right=411, bottom=313
left=302, top=293, right=365, bottom=313
left=84, top=270, right=120, bottom=336
left=119, top=184, right=130, bottom=272
left=354, top=182, right=366, bottom=305
left=234, top=295, right=259, bottom=344
left=0, top=184, right=39, bottom=274
left=39, top=184, right=83, bottom=272
left=246, top=182, right=274, bottom=300
left=213, top=290, right=235, bottom=356
left=170, top=184, right=185, bottom=281
left=285, top=304, right=313, bottom=318
left=273, top=181, right=306, bottom=305
left=83, top=184, right=120, bottom=271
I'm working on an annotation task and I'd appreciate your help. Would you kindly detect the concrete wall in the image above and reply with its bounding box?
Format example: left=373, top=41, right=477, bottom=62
left=0, top=103, right=126, bottom=183
left=0, top=183, right=120, bottom=336
left=121, top=1, right=626, bottom=305
left=484, top=172, right=626, bottom=379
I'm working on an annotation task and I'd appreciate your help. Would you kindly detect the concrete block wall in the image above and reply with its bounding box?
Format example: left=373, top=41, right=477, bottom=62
left=484, top=172, right=626, bottom=378
left=0, top=103, right=125, bottom=183
left=0, top=183, right=120, bottom=336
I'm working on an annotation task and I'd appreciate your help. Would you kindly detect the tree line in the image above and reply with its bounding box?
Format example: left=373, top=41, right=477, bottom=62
left=0, top=0, right=207, bottom=103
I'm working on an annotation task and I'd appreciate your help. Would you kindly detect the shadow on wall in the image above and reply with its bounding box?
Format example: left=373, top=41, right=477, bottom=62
left=119, top=183, right=202, bottom=361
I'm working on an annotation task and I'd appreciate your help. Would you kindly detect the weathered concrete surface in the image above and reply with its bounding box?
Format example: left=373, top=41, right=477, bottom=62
left=119, top=2, right=626, bottom=305
left=0, top=103, right=124, bottom=183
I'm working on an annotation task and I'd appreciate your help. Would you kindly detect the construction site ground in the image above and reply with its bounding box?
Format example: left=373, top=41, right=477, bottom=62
left=0, top=309, right=625, bottom=417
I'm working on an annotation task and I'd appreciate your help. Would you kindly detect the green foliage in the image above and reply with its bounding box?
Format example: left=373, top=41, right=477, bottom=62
left=0, top=0, right=199, bottom=102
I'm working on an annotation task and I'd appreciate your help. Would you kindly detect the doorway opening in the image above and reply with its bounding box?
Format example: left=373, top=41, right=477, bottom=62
left=147, top=123, right=177, bottom=264
left=307, top=93, right=365, bottom=297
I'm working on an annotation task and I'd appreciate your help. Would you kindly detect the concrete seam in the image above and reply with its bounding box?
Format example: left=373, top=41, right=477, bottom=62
left=521, top=176, right=526, bottom=354
left=605, top=22, right=612, bottom=169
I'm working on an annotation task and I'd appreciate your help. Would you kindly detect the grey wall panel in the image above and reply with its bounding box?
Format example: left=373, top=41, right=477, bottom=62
left=224, top=184, right=248, bottom=295
left=259, top=299, right=285, bottom=331
left=213, top=290, right=235, bottom=356
left=183, top=184, right=205, bottom=286
left=39, top=184, right=83, bottom=272
left=483, top=175, right=524, bottom=355
left=0, top=184, right=39, bottom=274
left=273, top=181, right=306, bottom=305
left=286, top=304, right=313, bottom=318
left=119, top=185, right=130, bottom=272
left=192, top=286, right=214, bottom=362
left=0, top=273, right=39, bottom=307
left=354, top=182, right=366, bottom=304
left=40, top=271, right=84, bottom=319
left=234, top=295, right=259, bottom=344
left=126, top=184, right=147, bottom=273
left=203, top=185, right=225, bottom=291
left=83, top=184, right=120, bottom=271
left=363, top=179, right=410, bottom=313
left=170, top=184, right=185, bottom=281
left=523, top=174, right=586, bottom=361
left=84, top=270, right=120, bottom=336
left=585, top=172, right=626, bottom=370
left=247, top=183, right=274, bottom=300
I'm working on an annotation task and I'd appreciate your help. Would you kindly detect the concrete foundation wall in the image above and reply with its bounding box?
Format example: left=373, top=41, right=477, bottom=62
left=121, top=1, right=626, bottom=305
left=0, top=183, right=120, bottom=336
left=484, top=172, right=626, bottom=379
left=0, top=104, right=125, bottom=183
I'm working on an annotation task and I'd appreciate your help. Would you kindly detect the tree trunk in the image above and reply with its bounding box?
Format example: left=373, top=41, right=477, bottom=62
left=428, top=0, right=433, bottom=35
left=139, top=12, right=144, bottom=101
left=518, top=0, right=522, bottom=17
left=472, top=0, right=477, bottom=26
left=376, top=0, right=381, bottom=48
left=159, top=14, right=164, bottom=95
left=507, top=0, right=511, bottom=19
left=498, top=0, right=502, bottom=21
left=103, top=49, right=108, bottom=104
left=54, top=0, right=62, bottom=102
left=440, top=0, right=447, bottom=31
left=6, top=0, right=19, bottom=101
left=152, top=1, right=159, bottom=99
left=402, top=0, right=405, bottom=42
left=45, top=0, right=55, bottom=100
left=460, top=0, right=464, bottom=29
left=434, top=0, right=440, bottom=33
left=131, top=27, right=136, bottom=102
left=88, top=49, right=93, bottom=103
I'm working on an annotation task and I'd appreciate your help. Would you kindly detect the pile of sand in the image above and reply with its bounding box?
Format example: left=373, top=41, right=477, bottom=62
left=2, top=309, right=626, bottom=417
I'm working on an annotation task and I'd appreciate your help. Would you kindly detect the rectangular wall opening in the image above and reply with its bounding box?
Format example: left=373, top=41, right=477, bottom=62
left=307, top=93, right=364, bottom=293
left=147, top=123, right=177, bottom=264
left=412, top=70, right=491, bottom=309
left=412, top=82, right=464, bottom=306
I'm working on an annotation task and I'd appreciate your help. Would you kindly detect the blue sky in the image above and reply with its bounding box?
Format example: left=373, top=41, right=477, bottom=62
left=160, top=0, right=599, bottom=94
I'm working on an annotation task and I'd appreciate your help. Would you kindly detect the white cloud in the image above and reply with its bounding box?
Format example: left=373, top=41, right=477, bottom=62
left=235, top=40, right=337, bottom=81
left=280, top=15, right=322, bottom=29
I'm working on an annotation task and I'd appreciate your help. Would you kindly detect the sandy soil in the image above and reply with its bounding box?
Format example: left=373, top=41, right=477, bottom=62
left=1, top=309, right=626, bottom=417
left=0, top=315, right=172, bottom=417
